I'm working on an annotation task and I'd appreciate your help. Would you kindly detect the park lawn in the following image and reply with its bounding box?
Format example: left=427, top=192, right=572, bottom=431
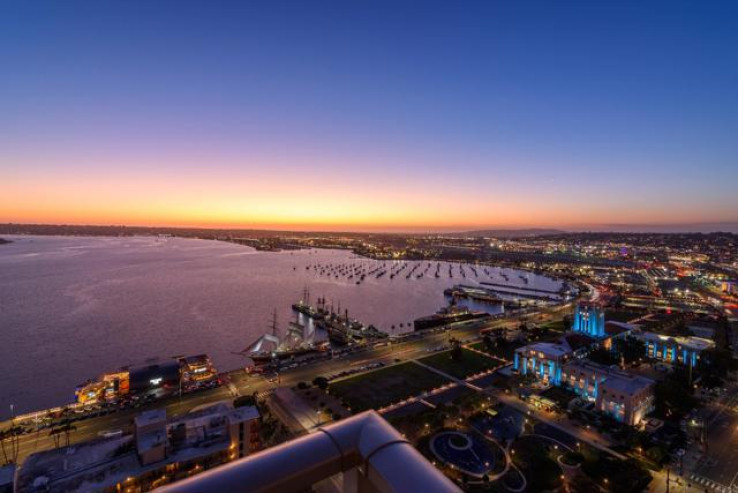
left=511, top=436, right=564, bottom=492
left=540, top=319, right=567, bottom=332
left=419, top=348, right=504, bottom=380
left=469, top=340, right=523, bottom=361
left=605, top=309, right=642, bottom=323
left=329, top=362, right=449, bottom=412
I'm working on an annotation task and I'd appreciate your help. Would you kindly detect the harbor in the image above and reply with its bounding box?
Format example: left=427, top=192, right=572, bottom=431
left=0, top=235, right=563, bottom=418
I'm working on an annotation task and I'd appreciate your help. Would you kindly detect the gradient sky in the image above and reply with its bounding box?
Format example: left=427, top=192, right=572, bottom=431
left=1, top=1, right=737, bottom=232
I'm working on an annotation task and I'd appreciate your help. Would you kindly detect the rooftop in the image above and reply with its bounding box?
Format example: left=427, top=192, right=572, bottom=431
left=563, top=360, right=654, bottom=395
left=517, top=341, right=572, bottom=359
left=638, top=332, right=715, bottom=351
left=17, top=404, right=260, bottom=493
left=0, top=464, right=15, bottom=487
left=134, top=408, right=166, bottom=428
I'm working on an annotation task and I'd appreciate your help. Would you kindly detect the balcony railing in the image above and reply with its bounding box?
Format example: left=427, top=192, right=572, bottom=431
left=156, top=410, right=460, bottom=493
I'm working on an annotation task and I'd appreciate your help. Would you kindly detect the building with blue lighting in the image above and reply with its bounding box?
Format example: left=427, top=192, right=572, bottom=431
left=560, top=360, right=654, bottom=426
left=572, top=303, right=606, bottom=338
left=512, top=303, right=654, bottom=426
left=514, top=342, right=571, bottom=385
left=636, top=332, right=714, bottom=366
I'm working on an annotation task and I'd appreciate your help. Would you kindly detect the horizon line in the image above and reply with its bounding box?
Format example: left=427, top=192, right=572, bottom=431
left=2, top=221, right=738, bottom=235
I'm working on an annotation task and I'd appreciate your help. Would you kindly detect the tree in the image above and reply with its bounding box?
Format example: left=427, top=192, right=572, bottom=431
left=653, top=368, right=697, bottom=420
left=313, top=376, right=329, bottom=390
left=234, top=395, right=257, bottom=408
left=588, top=347, right=617, bottom=366
left=698, top=348, right=736, bottom=388
left=613, top=336, right=646, bottom=366
left=0, top=426, right=21, bottom=465
left=450, top=338, right=463, bottom=361
left=482, top=334, right=493, bottom=352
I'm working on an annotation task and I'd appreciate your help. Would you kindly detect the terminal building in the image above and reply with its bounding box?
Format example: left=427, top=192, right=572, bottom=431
left=635, top=332, right=715, bottom=366
left=513, top=302, right=654, bottom=426
left=572, top=303, right=606, bottom=338
left=561, top=360, right=655, bottom=426
left=513, top=303, right=632, bottom=386
left=514, top=341, right=571, bottom=385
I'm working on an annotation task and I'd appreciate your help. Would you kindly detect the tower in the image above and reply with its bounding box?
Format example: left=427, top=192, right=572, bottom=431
left=572, top=303, right=605, bottom=338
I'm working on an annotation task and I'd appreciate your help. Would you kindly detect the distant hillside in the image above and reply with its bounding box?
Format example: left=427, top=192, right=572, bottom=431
left=451, top=228, right=566, bottom=238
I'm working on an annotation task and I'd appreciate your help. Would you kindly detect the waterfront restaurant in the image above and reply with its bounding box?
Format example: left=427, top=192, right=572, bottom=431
left=179, top=354, right=219, bottom=390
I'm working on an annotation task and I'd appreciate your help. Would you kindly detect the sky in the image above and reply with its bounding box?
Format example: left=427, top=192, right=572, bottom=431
left=1, top=1, right=737, bottom=233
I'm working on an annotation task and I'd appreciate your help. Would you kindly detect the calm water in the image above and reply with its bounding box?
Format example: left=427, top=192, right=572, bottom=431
left=0, top=236, right=561, bottom=417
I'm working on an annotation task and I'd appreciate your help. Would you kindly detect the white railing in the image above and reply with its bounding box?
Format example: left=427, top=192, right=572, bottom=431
left=155, top=410, right=460, bottom=493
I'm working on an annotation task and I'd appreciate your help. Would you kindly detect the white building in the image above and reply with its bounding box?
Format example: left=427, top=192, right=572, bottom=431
left=561, top=360, right=655, bottom=426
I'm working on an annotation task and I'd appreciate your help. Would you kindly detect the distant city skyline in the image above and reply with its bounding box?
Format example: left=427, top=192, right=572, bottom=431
left=2, top=1, right=737, bottom=231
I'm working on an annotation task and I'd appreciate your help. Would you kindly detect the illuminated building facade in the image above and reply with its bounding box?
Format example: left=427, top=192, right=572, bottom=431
left=179, top=354, right=219, bottom=390
left=636, top=332, right=714, bottom=366
left=561, top=360, right=655, bottom=426
left=514, top=342, right=571, bottom=385
left=572, top=303, right=606, bottom=338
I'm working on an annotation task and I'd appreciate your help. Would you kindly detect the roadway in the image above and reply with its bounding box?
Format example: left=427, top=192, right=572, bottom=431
left=4, top=315, right=516, bottom=465
left=3, top=302, right=572, bottom=466
left=679, top=381, right=738, bottom=492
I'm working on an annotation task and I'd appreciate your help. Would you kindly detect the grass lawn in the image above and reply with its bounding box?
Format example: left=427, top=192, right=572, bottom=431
left=469, top=340, right=523, bottom=361
left=511, top=436, right=563, bottom=492
left=419, top=348, right=504, bottom=379
left=540, top=319, right=567, bottom=332
left=605, top=309, right=642, bottom=323
left=329, top=362, right=449, bottom=412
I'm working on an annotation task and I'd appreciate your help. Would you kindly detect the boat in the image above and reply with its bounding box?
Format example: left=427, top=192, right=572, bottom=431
left=443, top=284, right=502, bottom=303
left=240, top=310, right=327, bottom=365
left=413, top=305, right=491, bottom=331
left=318, top=310, right=388, bottom=346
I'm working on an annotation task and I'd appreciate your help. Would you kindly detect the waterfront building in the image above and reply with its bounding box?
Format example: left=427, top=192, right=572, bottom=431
left=572, top=302, right=606, bottom=338
left=561, top=360, right=655, bottom=426
left=129, top=360, right=181, bottom=394
left=513, top=320, right=633, bottom=385
left=16, top=402, right=260, bottom=492
left=74, top=354, right=218, bottom=404
left=179, top=354, right=219, bottom=390
left=635, top=332, right=715, bottom=366
left=75, top=371, right=130, bottom=405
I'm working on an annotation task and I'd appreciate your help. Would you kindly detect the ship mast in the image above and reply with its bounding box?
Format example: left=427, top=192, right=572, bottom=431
left=270, top=309, right=279, bottom=338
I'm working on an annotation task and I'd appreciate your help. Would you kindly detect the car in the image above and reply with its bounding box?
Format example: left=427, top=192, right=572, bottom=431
left=99, top=429, right=123, bottom=438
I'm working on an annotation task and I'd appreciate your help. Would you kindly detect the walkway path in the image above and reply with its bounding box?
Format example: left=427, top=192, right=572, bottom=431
left=411, top=356, right=627, bottom=461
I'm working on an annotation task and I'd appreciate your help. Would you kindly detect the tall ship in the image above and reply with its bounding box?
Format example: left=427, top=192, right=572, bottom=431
left=240, top=310, right=327, bottom=366
left=318, top=309, right=388, bottom=346
left=291, top=288, right=329, bottom=321
left=413, top=304, right=491, bottom=331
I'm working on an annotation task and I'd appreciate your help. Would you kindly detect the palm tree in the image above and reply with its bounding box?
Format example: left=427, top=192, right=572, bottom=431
left=49, top=420, right=76, bottom=448
left=0, top=426, right=22, bottom=465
